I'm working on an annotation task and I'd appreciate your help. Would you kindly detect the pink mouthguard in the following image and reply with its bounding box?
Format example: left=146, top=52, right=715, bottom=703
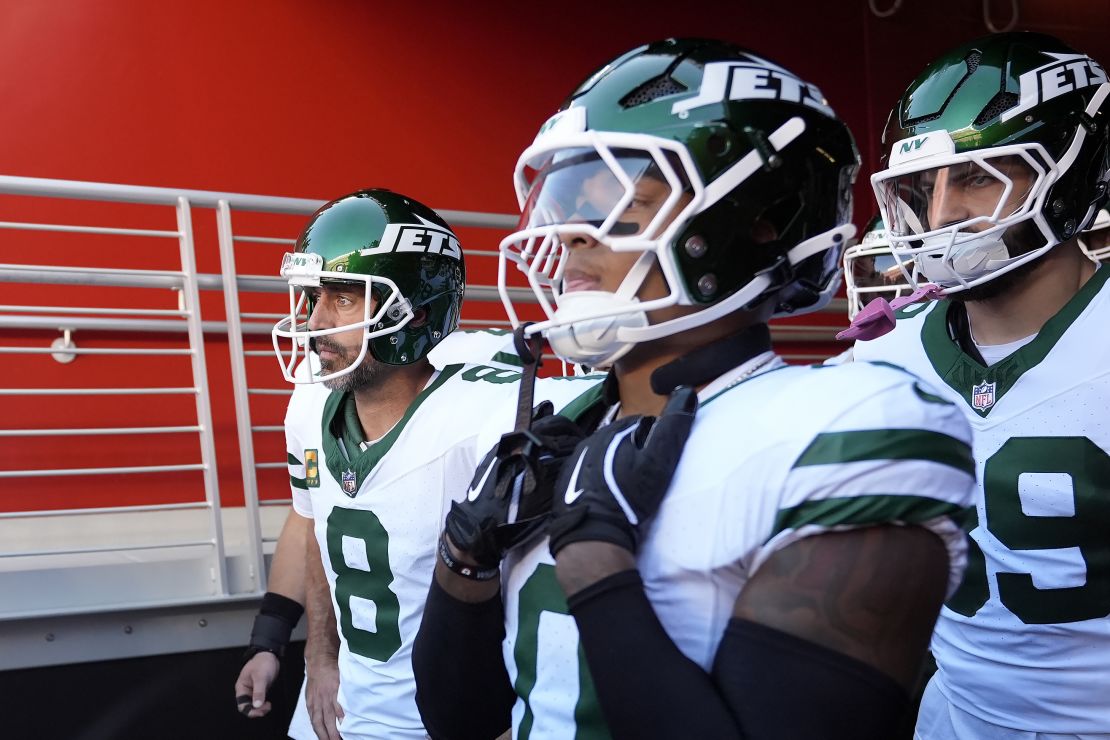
left=835, top=284, right=943, bottom=341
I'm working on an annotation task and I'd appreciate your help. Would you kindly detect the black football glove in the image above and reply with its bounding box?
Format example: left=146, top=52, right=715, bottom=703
left=549, top=387, right=697, bottom=556
left=445, top=401, right=586, bottom=569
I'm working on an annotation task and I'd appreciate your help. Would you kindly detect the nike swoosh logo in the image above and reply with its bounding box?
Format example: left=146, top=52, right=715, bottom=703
left=564, top=450, right=587, bottom=505
left=467, top=459, right=496, bottom=501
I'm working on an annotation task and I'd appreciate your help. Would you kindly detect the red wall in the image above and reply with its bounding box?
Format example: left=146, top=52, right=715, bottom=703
left=2, top=0, right=1107, bottom=511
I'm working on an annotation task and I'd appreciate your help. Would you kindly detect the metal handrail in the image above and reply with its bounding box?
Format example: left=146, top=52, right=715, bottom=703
left=0, top=540, right=215, bottom=559
left=0, top=463, right=206, bottom=478
left=1, top=502, right=210, bottom=519
left=0, top=173, right=520, bottom=227
left=0, top=220, right=180, bottom=238
left=0, top=347, right=192, bottom=356
left=0, top=387, right=197, bottom=395
left=0, top=426, right=202, bottom=437
left=0, top=305, right=188, bottom=317
left=0, top=264, right=531, bottom=302
left=0, top=173, right=527, bottom=623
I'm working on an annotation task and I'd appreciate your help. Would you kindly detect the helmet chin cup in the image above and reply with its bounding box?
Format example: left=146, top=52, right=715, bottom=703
left=916, top=231, right=1011, bottom=289
left=546, top=290, right=648, bottom=368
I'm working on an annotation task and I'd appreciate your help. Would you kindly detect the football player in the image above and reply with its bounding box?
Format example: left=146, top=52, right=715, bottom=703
left=852, top=32, right=1110, bottom=739
left=413, top=39, right=976, bottom=739
left=232, top=329, right=526, bottom=736
left=270, top=189, right=598, bottom=740
left=1080, top=206, right=1110, bottom=262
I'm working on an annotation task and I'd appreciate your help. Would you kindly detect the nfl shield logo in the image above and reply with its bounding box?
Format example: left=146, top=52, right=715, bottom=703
left=341, top=469, right=357, bottom=497
left=971, top=380, right=996, bottom=411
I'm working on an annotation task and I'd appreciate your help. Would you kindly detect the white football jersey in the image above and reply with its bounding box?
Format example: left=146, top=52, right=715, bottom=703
left=853, top=267, right=1110, bottom=733
left=284, top=362, right=600, bottom=739
left=496, top=356, right=976, bottom=739
left=428, top=327, right=520, bottom=369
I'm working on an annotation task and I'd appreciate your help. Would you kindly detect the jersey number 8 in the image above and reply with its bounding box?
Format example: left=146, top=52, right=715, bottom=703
left=326, top=507, right=403, bottom=660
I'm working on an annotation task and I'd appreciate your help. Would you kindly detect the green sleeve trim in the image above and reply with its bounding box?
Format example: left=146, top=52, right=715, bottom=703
left=289, top=476, right=308, bottom=491
left=555, top=383, right=606, bottom=422
left=771, top=494, right=972, bottom=540
left=288, top=452, right=302, bottom=466
left=794, top=428, right=974, bottom=475
left=491, top=351, right=524, bottom=367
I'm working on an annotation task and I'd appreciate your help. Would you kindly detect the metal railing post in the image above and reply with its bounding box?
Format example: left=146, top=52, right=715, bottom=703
left=216, top=200, right=267, bottom=594
left=176, top=197, right=228, bottom=596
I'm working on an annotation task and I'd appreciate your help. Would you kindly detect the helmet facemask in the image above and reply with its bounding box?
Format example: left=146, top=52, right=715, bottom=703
left=271, top=251, right=414, bottom=385
left=500, top=133, right=702, bottom=368
left=843, top=231, right=915, bottom=320
left=871, top=144, right=1062, bottom=293
left=500, top=118, right=842, bottom=368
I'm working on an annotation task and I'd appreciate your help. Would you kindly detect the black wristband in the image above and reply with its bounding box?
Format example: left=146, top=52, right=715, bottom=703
left=439, top=534, right=499, bottom=581
left=244, top=591, right=304, bottom=661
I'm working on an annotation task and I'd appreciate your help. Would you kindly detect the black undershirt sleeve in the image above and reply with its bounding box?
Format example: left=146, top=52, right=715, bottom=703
left=412, top=577, right=515, bottom=740
left=711, top=618, right=910, bottom=739
left=566, top=569, right=744, bottom=739
left=568, top=570, right=911, bottom=740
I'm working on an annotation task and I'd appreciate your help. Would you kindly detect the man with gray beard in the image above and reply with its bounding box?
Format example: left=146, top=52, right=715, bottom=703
left=268, top=188, right=598, bottom=740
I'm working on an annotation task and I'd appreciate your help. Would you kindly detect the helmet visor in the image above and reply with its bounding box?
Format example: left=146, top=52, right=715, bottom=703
left=519, top=147, right=689, bottom=242
left=875, top=154, right=1040, bottom=237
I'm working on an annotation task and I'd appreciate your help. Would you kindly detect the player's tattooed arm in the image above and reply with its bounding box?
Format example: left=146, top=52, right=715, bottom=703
left=733, top=524, right=948, bottom=690
left=304, top=535, right=343, bottom=740
left=700, top=525, right=949, bottom=738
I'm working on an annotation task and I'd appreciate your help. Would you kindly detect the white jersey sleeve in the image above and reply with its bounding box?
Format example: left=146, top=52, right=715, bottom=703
left=284, top=380, right=328, bottom=518
left=428, top=328, right=519, bottom=370
left=752, top=363, right=976, bottom=597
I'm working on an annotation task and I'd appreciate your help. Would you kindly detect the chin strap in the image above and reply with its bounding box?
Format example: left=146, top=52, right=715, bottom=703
left=512, top=323, right=544, bottom=432
left=649, top=323, right=773, bottom=394
left=835, top=283, right=944, bottom=341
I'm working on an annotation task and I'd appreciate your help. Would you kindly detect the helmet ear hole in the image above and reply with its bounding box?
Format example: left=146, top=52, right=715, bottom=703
left=409, top=308, right=428, bottom=328
left=749, top=218, right=779, bottom=245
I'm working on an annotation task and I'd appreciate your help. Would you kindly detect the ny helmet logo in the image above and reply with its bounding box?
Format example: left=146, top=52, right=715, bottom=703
left=899, top=137, right=928, bottom=155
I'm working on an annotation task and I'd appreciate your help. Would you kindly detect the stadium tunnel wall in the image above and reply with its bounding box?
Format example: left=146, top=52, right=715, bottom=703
left=1, top=1, right=1108, bottom=738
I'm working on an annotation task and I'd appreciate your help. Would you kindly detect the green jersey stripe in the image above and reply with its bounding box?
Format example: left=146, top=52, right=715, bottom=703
left=555, top=382, right=606, bottom=423
left=288, top=452, right=302, bottom=466
left=290, top=475, right=308, bottom=491
left=794, top=429, right=974, bottom=475
left=491, top=351, right=524, bottom=367
left=771, top=494, right=972, bottom=539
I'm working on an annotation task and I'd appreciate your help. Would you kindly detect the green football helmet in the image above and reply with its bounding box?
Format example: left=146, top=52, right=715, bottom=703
left=271, top=189, right=465, bottom=383
left=871, top=32, right=1110, bottom=293
left=842, top=215, right=913, bottom=320
left=498, top=38, right=859, bottom=367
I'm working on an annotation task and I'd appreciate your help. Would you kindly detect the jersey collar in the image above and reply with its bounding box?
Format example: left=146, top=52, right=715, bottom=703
left=320, top=364, right=463, bottom=495
left=921, top=265, right=1109, bottom=417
